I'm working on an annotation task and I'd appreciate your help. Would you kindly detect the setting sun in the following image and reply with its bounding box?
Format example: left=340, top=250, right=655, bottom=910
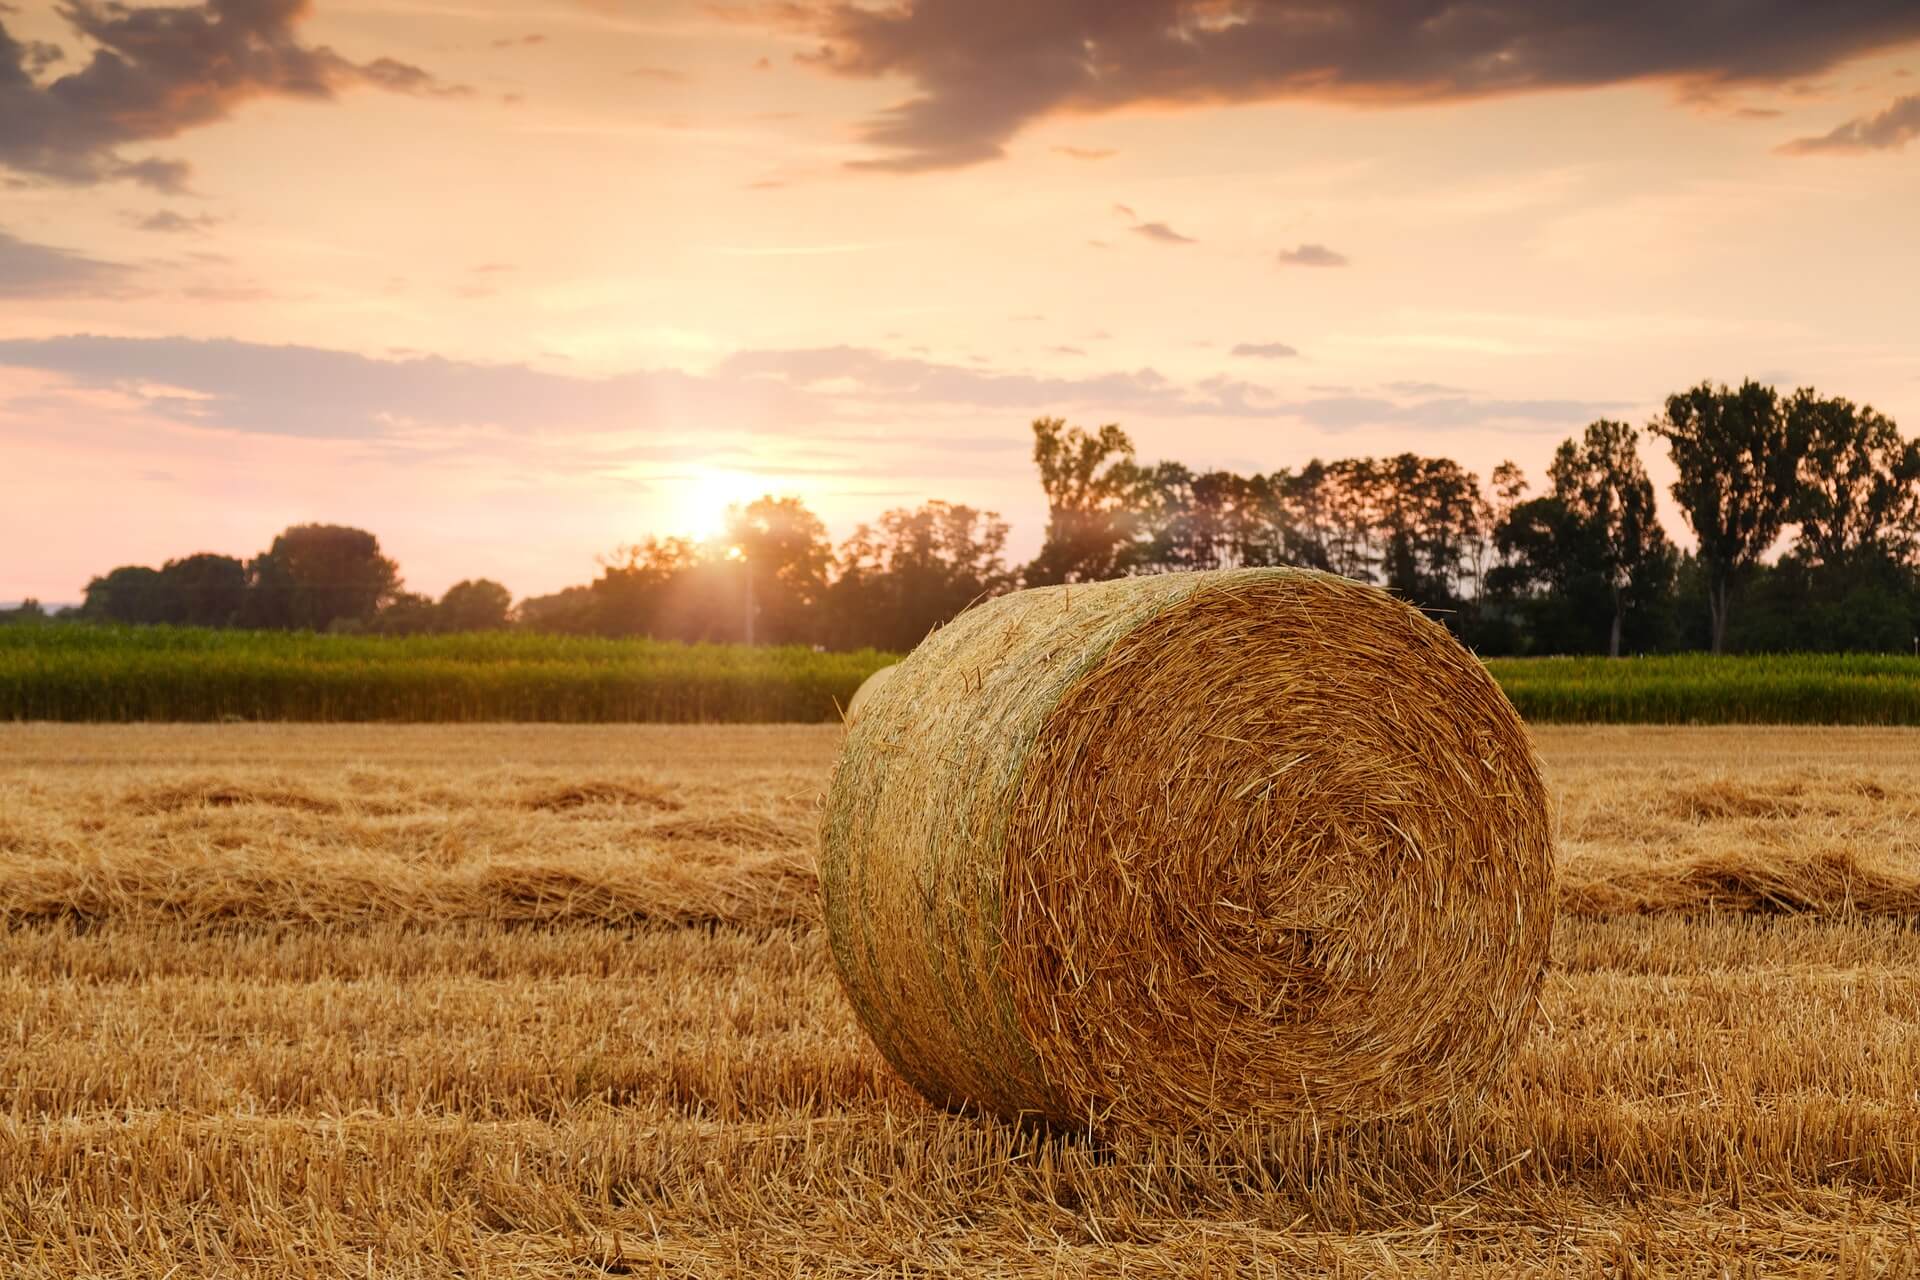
left=670, top=469, right=763, bottom=542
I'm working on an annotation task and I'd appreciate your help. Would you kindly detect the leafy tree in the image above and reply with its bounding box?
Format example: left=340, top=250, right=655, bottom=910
left=1322, top=458, right=1385, bottom=582
left=591, top=537, right=703, bottom=639
left=828, top=500, right=1013, bottom=651
left=1271, top=462, right=1336, bottom=572
left=1546, top=421, right=1674, bottom=657
left=1785, top=390, right=1920, bottom=571
left=159, top=553, right=248, bottom=628
left=1024, top=418, right=1148, bottom=583
left=1488, top=495, right=1614, bottom=653
left=1372, top=453, right=1490, bottom=618
left=1649, top=380, right=1800, bottom=653
left=82, top=565, right=170, bottom=624
left=1139, top=466, right=1281, bottom=571
left=242, top=525, right=400, bottom=631
left=724, top=497, right=832, bottom=645
left=438, top=578, right=512, bottom=631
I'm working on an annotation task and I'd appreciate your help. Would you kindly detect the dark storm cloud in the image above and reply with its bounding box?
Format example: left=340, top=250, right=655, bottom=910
left=1780, top=92, right=1920, bottom=152
left=1231, top=342, right=1298, bottom=358
left=1276, top=243, right=1348, bottom=267
left=0, top=228, right=131, bottom=297
left=0, top=0, right=468, bottom=188
left=779, top=1, right=1920, bottom=170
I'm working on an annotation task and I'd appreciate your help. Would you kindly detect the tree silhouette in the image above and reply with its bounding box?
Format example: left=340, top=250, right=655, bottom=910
left=82, top=566, right=171, bottom=624
left=829, top=500, right=1013, bottom=651
left=159, top=554, right=248, bottom=627
left=724, top=497, right=832, bottom=645
left=1024, top=417, right=1148, bottom=584
left=1547, top=421, right=1674, bottom=656
left=1650, top=381, right=1800, bottom=653
left=438, top=579, right=512, bottom=631
left=243, top=525, right=400, bottom=631
left=1786, top=390, right=1920, bottom=571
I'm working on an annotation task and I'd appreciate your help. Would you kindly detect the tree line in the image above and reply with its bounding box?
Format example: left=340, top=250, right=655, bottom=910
left=9, top=379, right=1916, bottom=656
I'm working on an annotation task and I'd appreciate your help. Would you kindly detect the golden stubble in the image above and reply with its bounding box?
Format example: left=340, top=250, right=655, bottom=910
left=2, top=721, right=1919, bottom=1275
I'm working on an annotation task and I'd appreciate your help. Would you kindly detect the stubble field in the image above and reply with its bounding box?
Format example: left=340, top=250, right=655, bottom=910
left=3, top=723, right=1919, bottom=1276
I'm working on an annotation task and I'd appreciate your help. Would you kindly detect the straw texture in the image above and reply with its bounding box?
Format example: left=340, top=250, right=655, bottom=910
left=819, top=568, right=1553, bottom=1135
left=844, top=664, right=898, bottom=725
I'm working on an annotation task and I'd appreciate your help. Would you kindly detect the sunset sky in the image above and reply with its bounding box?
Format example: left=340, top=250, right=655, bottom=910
left=4, top=0, right=1919, bottom=603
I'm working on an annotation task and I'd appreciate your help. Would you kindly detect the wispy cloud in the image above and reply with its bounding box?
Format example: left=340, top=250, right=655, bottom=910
left=707, top=242, right=890, bottom=256
left=1780, top=92, right=1920, bottom=153
left=1277, top=243, right=1349, bottom=268
left=128, top=210, right=221, bottom=235
left=1132, top=221, right=1196, bottom=245
left=0, top=335, right=806, bottom=439
left=0, top=229, right=132, bottom=298
left=0, top=335, right=1632, bottom=445
left=1231, top=342, right=1299, bottom=359
left=1113, top=204, right=1194, bottom=244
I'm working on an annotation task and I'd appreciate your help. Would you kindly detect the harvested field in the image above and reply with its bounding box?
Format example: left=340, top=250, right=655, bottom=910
left=3, top=723, right=1919, bottom=1275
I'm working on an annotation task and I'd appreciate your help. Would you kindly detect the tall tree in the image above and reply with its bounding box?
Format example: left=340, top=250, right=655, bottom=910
left=1649, top=380, right=1799, bottom=653
left=828, top=500, right=1013, bottom=651
left=590, top=537, right=701, bottom=639
left=1140, top=467, right=1280, bottom=571
left=242, top=525, right=401, bottom=631
left=1024, top=418, right=1147, bottom=584
left=1785, top=390, right=1920, bottom=571
left=1322, top=457, right=1384, bottom=582
left=1547, top=421, right=1674, bottom=657
left=1271, top=462, right=1335, bottom=572
left=725, top=496, right=832, bottom=645
left=1372, top=454, right=1489, bottom=617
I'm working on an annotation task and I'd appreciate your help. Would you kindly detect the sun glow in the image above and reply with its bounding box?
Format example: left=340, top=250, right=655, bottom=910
left=668, top=468, right=761, bottom=541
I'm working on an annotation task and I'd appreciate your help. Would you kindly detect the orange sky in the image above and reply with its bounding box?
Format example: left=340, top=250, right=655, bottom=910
left=3, top=0, right=1918, bottom=602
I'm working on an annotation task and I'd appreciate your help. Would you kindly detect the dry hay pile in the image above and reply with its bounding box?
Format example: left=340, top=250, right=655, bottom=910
left=843, top=664, right=898, bottom=725
left=820, top=568, right=1554, bottom=1136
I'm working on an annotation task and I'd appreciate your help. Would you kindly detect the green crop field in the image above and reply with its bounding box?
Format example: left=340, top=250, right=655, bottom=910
left=1486, top=652, right=1920, bottom=725
left=3, top=625, right=1919, bottom=723
left=0, top=626, right=893, bottom=723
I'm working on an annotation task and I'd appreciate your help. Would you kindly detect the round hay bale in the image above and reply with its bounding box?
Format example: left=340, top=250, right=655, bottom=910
left=844, top=663, right=898, bottom=725
left=820, top=568, right=1553, bottom=1135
